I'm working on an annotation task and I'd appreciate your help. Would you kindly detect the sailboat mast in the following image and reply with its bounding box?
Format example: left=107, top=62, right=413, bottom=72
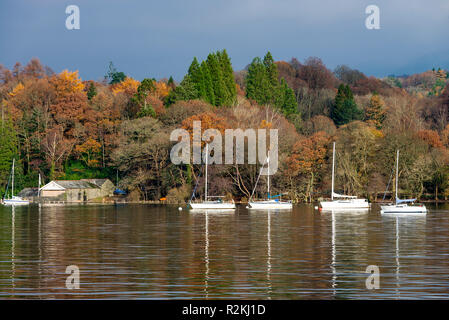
left=205, top=143, right=208, bottom=201
left=395, top=150, right=399, bottom=204
left=331, top=142, right=335, bottom=201
left=11, top=158, right=15, bottom=198
left=267, top=155, right=270, bottom=199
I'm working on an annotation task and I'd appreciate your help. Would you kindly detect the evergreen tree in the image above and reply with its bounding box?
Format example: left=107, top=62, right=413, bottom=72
left=206, top=53, right=227, bottom=106
left=200, top=61, right=215, bottom=105
left=188, top=57, right=206, bottom=99
left=245, top=52, right=297, bottom=114
left=87, top=82, right=97, bottom=100
left=106, top=61, right=126, bottom=84
left=331, top=84, right=363, bottom=126
left=278, top=78, right=297, bottom=115
left=263, top=51, right=279, bottom=93
left=0, top=118, right=19, bottom=195
left=167, top=76, right=175, bottom=89
left=217, top=49, right=237, bottom=105
left=246, top=57, right=270, bottom=104
left=165, top=50, right=236, bottom=107
left=168, top=75, right=198, bottom=104
left=130, top=79, right=157, bottom=118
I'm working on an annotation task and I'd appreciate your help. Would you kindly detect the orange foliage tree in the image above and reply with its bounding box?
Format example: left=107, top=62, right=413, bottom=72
left=287, top=131, right=330, bottom=201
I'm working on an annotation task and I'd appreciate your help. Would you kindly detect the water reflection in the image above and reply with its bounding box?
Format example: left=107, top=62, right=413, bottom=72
left=0, top=204, right=448, bottom=299
left=328, top=210, right=370, bottom=298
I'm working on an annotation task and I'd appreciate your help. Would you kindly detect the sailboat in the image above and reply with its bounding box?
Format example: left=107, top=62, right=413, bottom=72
left=380, top=150, right=427, bottom=214
left=320, top=142, right=369, bottom=211
left=189, top=143, right=236, bottom=210
left=2, top=158, right=30, bottom=206
left=247, top=155, right=292, bottom=210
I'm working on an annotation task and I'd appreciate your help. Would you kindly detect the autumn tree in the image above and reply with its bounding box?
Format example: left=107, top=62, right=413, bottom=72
left=287, top=131, right=329, bottom=202
left=365, top=94, right=386, bottom=129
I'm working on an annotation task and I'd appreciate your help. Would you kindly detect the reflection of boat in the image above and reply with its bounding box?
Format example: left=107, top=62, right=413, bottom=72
left=381, top=214, right=426, bottom=298
left=190, top=144, right=236, bottom=210
left=380, top=150, right=426, bottom=215
left=2, top=159, right=29, bottom=206
left=329, top=210, right=369, bottom=297
left=247, top=155, right=292, bottom=210
left=320, top=143, right=369, bottom=211
left=266, top=211, right=272, bottom=298
left=194, top=210, right=235, bottom=298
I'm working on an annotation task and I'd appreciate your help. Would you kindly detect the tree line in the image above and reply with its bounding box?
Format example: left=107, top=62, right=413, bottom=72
left=1, top=52, right=449, bottom=202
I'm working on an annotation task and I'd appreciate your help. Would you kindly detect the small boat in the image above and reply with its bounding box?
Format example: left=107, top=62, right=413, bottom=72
left=2, top=159, right=30, bottom=206
left=247, top=154, right=292, bottom=210
left=380, top=150, right=426, bottom=215
left=319, top=142, right=369, bottom=211
left=189, top=143, right=236, bottom=210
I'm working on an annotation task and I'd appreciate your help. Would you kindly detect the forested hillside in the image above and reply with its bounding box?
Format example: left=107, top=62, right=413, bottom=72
left=1, top=50, right=449, bottom=202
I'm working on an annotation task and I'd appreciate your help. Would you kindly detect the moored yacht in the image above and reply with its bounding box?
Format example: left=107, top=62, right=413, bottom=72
left=247, top=154, right=292, bottom=210
left=189, top=143, right=236, bottom=210
left=2, top=159, right=29, bottom=206
left=319, top=142, right=369, bottom=211
left=380, top=150, right=426, bottom=215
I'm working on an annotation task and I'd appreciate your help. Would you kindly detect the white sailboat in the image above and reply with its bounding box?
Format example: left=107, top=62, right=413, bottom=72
left=380, top=150, right=426, bottom=215
left=189, top=143, right=236, bottom=210
left=247, top=155, right=292, bottom=210
left=319, top=142, right=369, bottom=211
left=2, top=159, right=29, bottom=206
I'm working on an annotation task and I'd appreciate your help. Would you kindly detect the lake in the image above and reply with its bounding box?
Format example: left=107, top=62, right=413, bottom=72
left=1, top=203, right=449, bottom=299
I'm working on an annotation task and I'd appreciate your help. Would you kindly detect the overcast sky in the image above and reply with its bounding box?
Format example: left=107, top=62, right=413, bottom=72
left=1, top=0, right=448, bottom=81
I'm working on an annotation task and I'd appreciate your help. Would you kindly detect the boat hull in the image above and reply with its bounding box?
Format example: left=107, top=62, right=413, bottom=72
left=3, top=199, right=30, bottom=206
left=189, top=201, right=236, bottom=210
left=380, top=204, right=427, bottom=214
left=247, top=200, right=292, bottom=210
left=320, top=199, right=369, bottom=210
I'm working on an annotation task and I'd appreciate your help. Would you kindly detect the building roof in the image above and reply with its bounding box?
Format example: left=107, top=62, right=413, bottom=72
left=40, top=179, right=113, bottom=191
left=55, top=180, right=99, bottom=189
left=81, top=179, right=110, bottom=188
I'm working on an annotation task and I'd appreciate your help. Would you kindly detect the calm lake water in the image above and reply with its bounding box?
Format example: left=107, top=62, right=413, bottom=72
left=1, top=203, right=449, bottom=299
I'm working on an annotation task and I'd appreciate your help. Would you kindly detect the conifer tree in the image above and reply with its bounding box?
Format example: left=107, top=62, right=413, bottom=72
left=246, top=57, right=270, bottom=104
left=245, top=52, right=297, bottom=114
left=188, top=57, right=206, bottom=99
left=200, top=61, right=215, bottom=105
left=165, top=50, right=237, bottom=107
left=206, top=53, right=227, bottom=106
left=0, top=118, right=18, bottom=194
left=331, top=84, right=363, bottom=126
left=87, top=82, right=97, bottom=100
left=278, top=78, right=297, bottom=115
left=218, top=49, right=237, bottom=105
left=167, top=76, right=175, bottom=89
left=263, top=52, right=279, bottom=95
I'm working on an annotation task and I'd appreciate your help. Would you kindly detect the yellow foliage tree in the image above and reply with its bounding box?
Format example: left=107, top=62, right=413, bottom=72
left=8, top=82, right=24, bottom=97
left=112, top=77, right=140, bottom=96
left=53, top=70, right=85, bottom=94
left=75, top=138, right=102, bottom=167
left=154, top=81, right=170, bottom=99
